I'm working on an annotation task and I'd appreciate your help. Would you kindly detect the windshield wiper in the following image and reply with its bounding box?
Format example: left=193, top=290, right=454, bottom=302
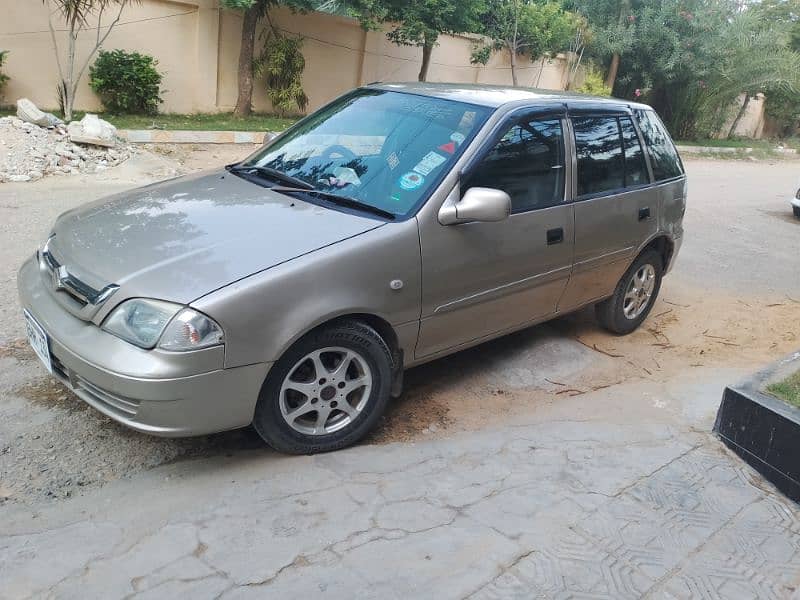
left=227, top=164, right=314, bottom=190
left=270, top=187, right=396, bottom=220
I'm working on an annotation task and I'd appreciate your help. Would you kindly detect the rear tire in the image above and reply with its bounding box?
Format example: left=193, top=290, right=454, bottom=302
left=253, top=320, right=393, bottom=455
left=595, top=250, right=663, bottom=335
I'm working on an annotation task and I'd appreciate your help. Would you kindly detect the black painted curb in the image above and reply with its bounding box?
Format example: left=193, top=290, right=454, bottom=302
left=713, top=351, right=800, bottom=503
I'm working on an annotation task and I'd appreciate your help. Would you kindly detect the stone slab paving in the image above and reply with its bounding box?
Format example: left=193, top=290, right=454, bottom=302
left=2, top=414, right=798, bottom=600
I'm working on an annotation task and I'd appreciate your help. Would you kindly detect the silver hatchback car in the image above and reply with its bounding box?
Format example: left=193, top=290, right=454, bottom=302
left=19, top=83, right=686, bottom=454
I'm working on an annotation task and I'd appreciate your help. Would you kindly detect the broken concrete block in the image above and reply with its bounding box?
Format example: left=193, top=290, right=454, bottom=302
left=16, top=98, right=63, bottom=128
left=67, top=114, right=117, bottom=147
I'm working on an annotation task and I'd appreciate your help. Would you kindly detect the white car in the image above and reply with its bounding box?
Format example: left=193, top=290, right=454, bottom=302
left=793, top=188, right=800, bottom=218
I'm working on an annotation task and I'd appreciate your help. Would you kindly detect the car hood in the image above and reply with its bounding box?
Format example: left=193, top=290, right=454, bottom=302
left=49, top=170, right=385, bottom=303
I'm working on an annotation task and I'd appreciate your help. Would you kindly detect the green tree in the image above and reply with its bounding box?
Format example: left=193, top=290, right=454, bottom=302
left=616, top=3, right=800, bottom=139
left=221, top=0, right=312, bottom=117
left=566, top=0, right=635, bottom=90
left=364, top=0, right=485, bottom=82
left=471, top=0, right=578, bottom=86
left=752, top=0, right=800, bottom=135
left=43, top=0, right=139, bottom=121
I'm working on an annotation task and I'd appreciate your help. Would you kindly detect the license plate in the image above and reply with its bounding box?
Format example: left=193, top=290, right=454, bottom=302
left=24, top=310, right=52, bottom=374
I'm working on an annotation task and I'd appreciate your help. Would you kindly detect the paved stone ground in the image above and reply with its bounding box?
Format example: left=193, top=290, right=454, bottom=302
left=2, top=157, right=800, bottom=599
left=2, top=373, right=799, bottom=599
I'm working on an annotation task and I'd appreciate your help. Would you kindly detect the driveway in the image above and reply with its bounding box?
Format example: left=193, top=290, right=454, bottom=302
left=1, top=153, right=799, bottom=599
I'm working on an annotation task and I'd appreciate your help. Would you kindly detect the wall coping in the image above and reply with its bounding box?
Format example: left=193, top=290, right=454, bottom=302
left=118, top=130, right=797, bottom=152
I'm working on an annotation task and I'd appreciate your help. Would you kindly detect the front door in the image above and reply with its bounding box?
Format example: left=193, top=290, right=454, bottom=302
left=415, top=112, right=575, bottom=359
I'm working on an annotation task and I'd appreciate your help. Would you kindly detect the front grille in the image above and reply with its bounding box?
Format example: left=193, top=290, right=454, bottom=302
left=39, top=238, right=118, bottom=311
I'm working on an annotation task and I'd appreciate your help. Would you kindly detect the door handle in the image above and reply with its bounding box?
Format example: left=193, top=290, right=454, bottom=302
left=639, top=207, right=651, bottom=221
left=546, top=227, right=564, bottom=245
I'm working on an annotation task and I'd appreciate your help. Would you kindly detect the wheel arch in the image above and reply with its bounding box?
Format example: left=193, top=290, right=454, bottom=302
left=275, top=311, right=405, bottom=395
left=637, top=234, right=675, bottom=271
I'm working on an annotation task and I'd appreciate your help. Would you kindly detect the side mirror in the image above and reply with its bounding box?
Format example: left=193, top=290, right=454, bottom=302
left=438, top=186, right=512, bottom=225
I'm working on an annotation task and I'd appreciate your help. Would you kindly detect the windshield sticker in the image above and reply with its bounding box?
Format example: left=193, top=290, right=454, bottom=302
left=413, top=151, right=446, bottom=176
left=458, top=111, right=477, bottom=131
left=438, top=141, right=456, bottom=155
left=386, top=152, right=400, bottom=170
left=399, top=171, right=424, bottom=190
left=450, top=131, right=466, bottom=145
left=332, top=166, right=361, bottom=186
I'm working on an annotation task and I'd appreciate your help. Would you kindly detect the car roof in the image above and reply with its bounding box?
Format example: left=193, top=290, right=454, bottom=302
left=367, top=82, right=651, bottom=112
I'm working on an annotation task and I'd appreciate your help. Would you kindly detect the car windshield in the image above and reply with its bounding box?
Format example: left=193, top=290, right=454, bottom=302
left=238, top=89, right=493, bottom=218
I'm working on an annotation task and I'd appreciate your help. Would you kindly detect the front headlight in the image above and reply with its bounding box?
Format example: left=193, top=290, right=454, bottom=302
left=102, top=299, right=223, bottom=351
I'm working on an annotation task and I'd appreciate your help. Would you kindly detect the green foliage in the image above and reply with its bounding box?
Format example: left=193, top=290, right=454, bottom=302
left=767, top=369, right=800, bottom=408
left=355, top=0, right=484, bottom=49
left=569, top=0, right=800, bottom=139
left=381, top=0, right=485, bottom=48
left=765, top=85, right=800, bottom=136
left=0, top=51, right=9, bottom=97
left=576, top=66, right=611, bottom=95
left=255, top=32, right=308, bottom=115
left=89, top=49, right=163, bottom=114
left=473, top=0, right=578, bottom=62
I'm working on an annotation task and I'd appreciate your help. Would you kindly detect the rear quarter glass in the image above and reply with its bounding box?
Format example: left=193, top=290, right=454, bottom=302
left=634, top=109, right=684, bottom=181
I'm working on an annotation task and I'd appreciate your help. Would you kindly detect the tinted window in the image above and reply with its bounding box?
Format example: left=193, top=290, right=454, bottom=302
left=465, top=118, right=564, bottom=212
left=634, top=109, right=684, bottom=181
left=620, top=116, right=649, bottom=187
left=573, top=116, right=624, bottom=196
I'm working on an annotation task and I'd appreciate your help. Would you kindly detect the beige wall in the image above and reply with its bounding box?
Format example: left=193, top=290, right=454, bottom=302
left=1, top=0, right=578, bottom=115
left=717, top=93, right=767, bottom=139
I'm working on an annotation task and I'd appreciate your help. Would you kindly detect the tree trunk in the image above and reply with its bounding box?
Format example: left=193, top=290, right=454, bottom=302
left=510, top=47, right=518, bottom=87
left=63, top=85, right=74, bottom=122
left=234, top=5, right=260, bottom=117
left=418, top=35, right=433, bottom=82
left=605, top=52, right=620, bottom=91
left=728, top=95, right=751, bottom=139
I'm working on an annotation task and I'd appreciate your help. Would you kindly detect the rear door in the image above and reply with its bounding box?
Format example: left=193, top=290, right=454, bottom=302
left=558, top=110, right=659, bottom=311
left=415, top=110, right=575, bottom=359
left=633, top=108, right=687, bottom=257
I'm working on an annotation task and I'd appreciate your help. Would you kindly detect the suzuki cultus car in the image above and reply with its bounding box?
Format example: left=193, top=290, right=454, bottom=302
left=19, top=83, right=686, bottom=454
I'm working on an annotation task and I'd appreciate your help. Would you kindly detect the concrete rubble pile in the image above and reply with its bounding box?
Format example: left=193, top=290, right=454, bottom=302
left=0, top=99, right=133, bottom=183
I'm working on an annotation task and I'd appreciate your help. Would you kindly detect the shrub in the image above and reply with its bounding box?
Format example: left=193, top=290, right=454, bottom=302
left=89, top=49, right=163, bottom=114
left=254, top=33, right=308, bottom=116
left=576, top=67, right=611, bottom=97
left=0, top=51, right=9, bottom=99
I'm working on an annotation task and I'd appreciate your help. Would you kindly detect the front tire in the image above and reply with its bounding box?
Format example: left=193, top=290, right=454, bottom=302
left=793, top=205, right=800, bottom=218
left=595, top=250, right=663, bottom=335
left=253, top=320, right=393, bottom=454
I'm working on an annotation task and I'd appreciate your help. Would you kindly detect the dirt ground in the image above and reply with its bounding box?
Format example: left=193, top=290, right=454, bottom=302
left=0, top=148, right=798, bottom=504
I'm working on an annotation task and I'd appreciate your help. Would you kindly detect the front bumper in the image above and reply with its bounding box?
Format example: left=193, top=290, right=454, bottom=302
left=18, top=256, right=271, bottom=437
left=791, top=196, right=800, bottom=209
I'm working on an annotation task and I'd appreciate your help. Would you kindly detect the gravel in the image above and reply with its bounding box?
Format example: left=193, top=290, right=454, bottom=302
left=0, top=116, right=133, bottom=183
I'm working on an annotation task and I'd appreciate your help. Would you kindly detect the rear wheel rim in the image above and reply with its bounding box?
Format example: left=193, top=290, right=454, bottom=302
left=622, top=263, right=656, bottom=320
left=279, top=346, right=373, bottom=436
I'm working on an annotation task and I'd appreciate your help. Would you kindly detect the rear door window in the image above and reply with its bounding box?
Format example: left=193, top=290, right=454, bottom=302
left=572, top=116, right=624, bottom=197
left=634, top=109, right=684, bottom=181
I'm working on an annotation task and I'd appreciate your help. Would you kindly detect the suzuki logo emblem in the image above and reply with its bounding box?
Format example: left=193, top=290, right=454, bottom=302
left=52, top=265, right=69, bottom=291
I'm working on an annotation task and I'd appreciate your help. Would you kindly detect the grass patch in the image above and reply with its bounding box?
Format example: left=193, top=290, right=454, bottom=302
left=0, top=108, right=298, bottom=132
left=676, top=137, right=800, bottom=150
left=767, top=369, right=800, bottom=408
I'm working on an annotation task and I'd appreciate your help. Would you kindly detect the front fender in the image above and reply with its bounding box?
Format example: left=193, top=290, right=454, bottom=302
left=192, top=219, right=422, bottom=369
